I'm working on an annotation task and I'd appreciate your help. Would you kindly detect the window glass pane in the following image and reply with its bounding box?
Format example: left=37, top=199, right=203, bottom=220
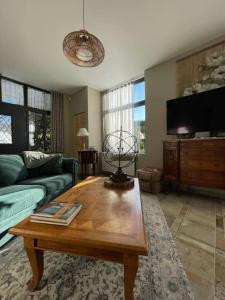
left=133, top=105, right=145, bottom=153
left=0, top=114, right=12, bottom=144
left=28, top=111, right=51, bottom=152
left=28, top=111, right=45, bottom=151
left=28, top=88, right=51, bottom=111
left=133, top=80, right=145, bottom=103
left=1, top=79, right=24, bottom=105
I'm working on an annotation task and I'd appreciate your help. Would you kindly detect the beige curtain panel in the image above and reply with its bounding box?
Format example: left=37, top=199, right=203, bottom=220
left=51, top=91, right=64, bottom=153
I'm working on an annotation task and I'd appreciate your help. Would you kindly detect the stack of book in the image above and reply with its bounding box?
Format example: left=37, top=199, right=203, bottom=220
left=30, top=201, right=82, bottom=226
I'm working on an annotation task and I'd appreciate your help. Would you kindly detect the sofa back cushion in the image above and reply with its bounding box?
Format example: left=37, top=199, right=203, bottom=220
left=0, top=155, right=28, bottom=185
left=39, top=155, right=63, bottom=176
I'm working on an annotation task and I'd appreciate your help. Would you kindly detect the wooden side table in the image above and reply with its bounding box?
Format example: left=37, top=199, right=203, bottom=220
left=78, top=150, right=98, bottom=178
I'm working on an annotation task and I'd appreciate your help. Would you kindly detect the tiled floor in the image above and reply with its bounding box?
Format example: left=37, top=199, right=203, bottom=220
left=158, top=193, right=225, bottom=300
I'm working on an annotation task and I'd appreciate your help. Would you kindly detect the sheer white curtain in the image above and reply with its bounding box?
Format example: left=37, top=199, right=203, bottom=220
left=1, top=79, right=24, bottom=105
left=28, top=88, right=52, bottom=111
left=102, top=83, right=134, bottom=152
left=103, top=83, right=133, bottom=133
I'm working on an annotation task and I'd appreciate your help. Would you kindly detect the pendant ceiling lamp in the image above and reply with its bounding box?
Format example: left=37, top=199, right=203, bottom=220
left=63, top=0, right=105, bottom=67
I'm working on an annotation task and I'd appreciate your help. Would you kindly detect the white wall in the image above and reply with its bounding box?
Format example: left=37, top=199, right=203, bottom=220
left=63, top=86, right=102, bottom=166
left=137, top=60, right=176, bottom=169
left=87, top=87, right=102, bottom=151
left=71, top=86, right=88, bottom=127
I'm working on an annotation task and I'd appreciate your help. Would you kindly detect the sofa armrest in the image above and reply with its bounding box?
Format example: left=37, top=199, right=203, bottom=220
left=62, top=158, right=79, bottom=185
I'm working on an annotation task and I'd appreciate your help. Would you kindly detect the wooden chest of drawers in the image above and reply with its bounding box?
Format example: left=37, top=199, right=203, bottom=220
left=163, top=140, right=180, bottom=183
left=163, top=138, right=225, bottom=190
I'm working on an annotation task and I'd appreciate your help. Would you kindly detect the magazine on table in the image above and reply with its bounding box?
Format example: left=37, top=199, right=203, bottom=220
left=30, top=201, right=82, bottom=226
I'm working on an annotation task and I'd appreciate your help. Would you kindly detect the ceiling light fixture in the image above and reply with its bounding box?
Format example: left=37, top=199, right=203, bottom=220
left=63, top=0, right=105, bottom=67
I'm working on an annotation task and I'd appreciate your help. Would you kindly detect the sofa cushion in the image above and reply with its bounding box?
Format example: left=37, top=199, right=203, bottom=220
left=19, top=173, right=72, bottom=196
left=0, top=185, right=46, bottom=222
left=27, top=167, right=40, bottom=178
left=0, top=155, right=28, bottom=185
left=39, top=155, right=63, bottom=176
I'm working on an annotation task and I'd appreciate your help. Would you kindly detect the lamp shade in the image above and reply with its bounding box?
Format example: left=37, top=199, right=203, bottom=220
left=63, top=30, right=105, bottom=67
left=77, top=128, right=89, bottom=137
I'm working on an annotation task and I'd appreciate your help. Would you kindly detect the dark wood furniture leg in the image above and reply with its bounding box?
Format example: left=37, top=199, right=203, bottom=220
left=24, top=238, right=44, bottom=291
left=93, top=163, right=95, bottom=175
left=81, top=164, right=83, bottom=178
left=123, top=254, right=138, bottom=300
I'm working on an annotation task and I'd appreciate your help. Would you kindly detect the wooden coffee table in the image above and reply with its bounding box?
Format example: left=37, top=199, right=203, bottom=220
left=9, top=177, right=148, bottom=300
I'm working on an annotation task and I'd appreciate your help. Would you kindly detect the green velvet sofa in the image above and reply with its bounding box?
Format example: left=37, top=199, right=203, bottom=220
left=0, top=154, right=79, bottom=247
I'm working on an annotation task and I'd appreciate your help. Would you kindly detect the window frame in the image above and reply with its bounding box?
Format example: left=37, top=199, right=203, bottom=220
left=0, top=75, right=51, bottom=152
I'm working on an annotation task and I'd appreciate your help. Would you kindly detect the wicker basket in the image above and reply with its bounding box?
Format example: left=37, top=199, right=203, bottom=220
left=137, top=167, right=162, bottom=193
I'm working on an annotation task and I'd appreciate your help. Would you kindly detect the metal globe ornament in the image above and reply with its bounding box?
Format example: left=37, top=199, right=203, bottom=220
left=102, top=129, right=139, bottom=189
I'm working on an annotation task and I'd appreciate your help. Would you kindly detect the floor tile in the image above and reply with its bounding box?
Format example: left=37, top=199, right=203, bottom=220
left=216, top=200, right=223, bottom=217
left=162, top=212, right=175, bottom=227
left=186, top=270, right=215, bottom=300
left=216, top=228, right=225, bottom=252
left=215, top=250, right=225, bottom=300
left=216, top=215, right=224, bottom=230
left=215, top=249, right=225, bottom=287
left=175, top=235, right=215, bottom=283
left=186, top=199, right=216, bottom=228
left=179, top=219, right=215, bottom=247
left=158, top=192, right=225, bottom=300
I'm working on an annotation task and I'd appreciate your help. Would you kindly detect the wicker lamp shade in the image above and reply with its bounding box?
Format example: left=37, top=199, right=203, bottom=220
left=63, top=29, right=105, bottom=67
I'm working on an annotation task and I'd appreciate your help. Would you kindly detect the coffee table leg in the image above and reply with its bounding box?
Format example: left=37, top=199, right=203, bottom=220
left=123, top=254, right=138, bottom=300
left=24, top=238, right=44, bottom=291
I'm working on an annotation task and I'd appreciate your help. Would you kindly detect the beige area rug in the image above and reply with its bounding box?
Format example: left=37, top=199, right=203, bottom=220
left=0, top=194, right=194, bottom=299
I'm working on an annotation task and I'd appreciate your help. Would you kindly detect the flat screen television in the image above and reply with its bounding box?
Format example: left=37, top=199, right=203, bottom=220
left=167, top=86, right=225, bottom=135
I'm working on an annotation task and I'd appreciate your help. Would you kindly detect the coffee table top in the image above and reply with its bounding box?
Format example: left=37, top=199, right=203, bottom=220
left=10, top=177, right=148, bottom=255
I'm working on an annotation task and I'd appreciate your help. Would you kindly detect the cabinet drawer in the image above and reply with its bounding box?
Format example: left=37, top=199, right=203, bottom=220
left=163, top=141, right=179, bottom=149
left=181, top=160, right=225, bottom=172
left=181, top=170, right=225, bottom=183
left=180, top=140, right=225, bottom=149
left=180, top=149, right=225, bottom=162
left=181, top=177, right=225, bottom=189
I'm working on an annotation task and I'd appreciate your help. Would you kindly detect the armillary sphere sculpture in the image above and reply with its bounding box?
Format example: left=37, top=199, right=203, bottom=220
left=102, top=128, right=139, bottom=189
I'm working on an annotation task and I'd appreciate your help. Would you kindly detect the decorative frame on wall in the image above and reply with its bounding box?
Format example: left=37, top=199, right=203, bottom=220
left=176, top=41, right=225, bottom=96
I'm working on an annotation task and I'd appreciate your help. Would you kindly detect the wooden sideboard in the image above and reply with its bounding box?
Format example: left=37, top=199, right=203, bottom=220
left=78, top=150, right=98, bottom=178
left=163, top=138, right=225, bottom=190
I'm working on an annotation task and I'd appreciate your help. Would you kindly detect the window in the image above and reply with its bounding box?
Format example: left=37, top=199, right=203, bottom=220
left=28, top=88, right=52, bottom=111
left=102, top=78, right=145, bottom=153
left=0, top=76, right=51, bottom=152
left=28, top=111, right=51, bottom=152
left=0, top=114, right=12, bottom=144
left=133, top=79, right=145, bottom=153
left=27, top=88, right=52, bottom=152
left=1, top=79, right=24, bottom=106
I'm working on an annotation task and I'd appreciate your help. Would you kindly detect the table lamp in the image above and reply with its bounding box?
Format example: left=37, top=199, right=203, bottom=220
left=77, top=128, right=89, bottom=150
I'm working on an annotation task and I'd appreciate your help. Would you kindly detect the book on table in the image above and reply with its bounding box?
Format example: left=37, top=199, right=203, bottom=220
left=30, top=201, right=82, bottom=226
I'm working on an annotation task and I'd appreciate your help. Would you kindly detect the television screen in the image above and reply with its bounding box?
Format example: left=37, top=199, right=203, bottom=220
left=167, top=96, right=194, bottom=134
left=167, top=86, right=225, bottom=135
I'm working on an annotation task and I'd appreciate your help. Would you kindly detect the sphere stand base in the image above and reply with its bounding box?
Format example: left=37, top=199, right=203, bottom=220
left=104, top=177, right=134, bottom=189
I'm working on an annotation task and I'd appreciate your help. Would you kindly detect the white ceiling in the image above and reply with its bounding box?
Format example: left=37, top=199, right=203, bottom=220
left=0, top=0, right=225, bottom=94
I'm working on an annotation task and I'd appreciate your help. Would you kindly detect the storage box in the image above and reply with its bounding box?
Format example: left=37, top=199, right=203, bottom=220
left=137, top=167, right=162, bottom=193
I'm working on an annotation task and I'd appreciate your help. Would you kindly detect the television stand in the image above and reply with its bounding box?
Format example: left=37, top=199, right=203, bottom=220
left=163, top=138, right=225, bottom=190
